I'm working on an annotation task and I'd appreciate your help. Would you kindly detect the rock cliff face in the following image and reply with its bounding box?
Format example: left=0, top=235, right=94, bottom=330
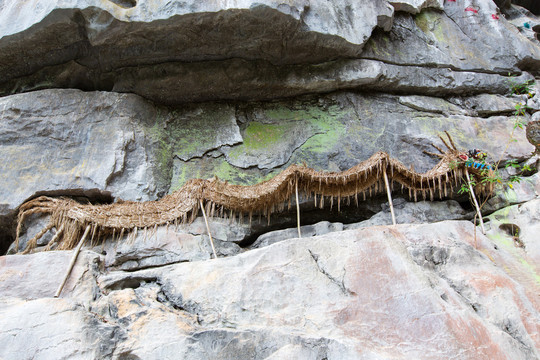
left=1, top=0, right=540, bottom=359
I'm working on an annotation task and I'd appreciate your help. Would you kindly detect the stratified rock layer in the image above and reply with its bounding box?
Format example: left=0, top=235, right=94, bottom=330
left=0, top=0, right=538, bottom=103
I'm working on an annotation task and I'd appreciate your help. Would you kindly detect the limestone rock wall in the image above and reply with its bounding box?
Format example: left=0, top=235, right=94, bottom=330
left=1, top=0, right=540, bottom=359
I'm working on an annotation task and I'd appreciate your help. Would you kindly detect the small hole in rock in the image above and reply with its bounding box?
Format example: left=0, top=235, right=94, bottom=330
left=498, top=223, right=524, bottom=248
left=109, top=0, right=137, bottom=9
left=499, top=223, right=520, bottom=237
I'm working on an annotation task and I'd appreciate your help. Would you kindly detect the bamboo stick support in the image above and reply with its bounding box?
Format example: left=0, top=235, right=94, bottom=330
left=464, top=168, right=486, bottom=235
left=383, top=171, right=397, bottom=225
left=54, top=225, right=91, bottom=298
left=295, top=179, right=302, bottom=238
left=200, top=199, right=217, bottom=259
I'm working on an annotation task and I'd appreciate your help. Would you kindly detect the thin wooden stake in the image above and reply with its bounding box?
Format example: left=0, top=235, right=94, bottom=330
left=464, top=168, right=486, bottom=235
left=383, top=171, right=397, bottom=225
left=295, top=179, right=302, bottom=238
left=54, top=225, right=91, bottom=298
left=200, top=199, right=217, bottom=259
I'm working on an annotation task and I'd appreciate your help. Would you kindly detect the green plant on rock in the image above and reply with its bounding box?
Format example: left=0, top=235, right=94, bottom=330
left=458, top=176, right=475, bottom=195
left=507, top=74, right=535, bottom=96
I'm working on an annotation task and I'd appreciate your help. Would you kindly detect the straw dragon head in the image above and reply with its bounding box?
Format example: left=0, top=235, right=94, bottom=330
left=425, top=131, right=495, bottom=179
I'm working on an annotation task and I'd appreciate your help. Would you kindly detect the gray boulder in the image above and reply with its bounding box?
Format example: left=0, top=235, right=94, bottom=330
left=0, top=89, right=164, bottom=219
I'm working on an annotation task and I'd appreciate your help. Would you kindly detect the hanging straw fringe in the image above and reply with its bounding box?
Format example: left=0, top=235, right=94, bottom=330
left=15, top=133, right=494, bottom=252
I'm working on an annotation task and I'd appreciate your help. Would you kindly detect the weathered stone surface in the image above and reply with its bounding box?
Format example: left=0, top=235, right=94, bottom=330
left=399, top=95, right=465, bottom=115
left=251, top=220, right=343, bottom=249
left=168, top=104, right=242, bottom=161
left=390, top=0, right=443, bottom=14
left=403, top=219, right=540, bottom=359
left=95, top=221, right=540, bottom=359
left=362, top=3, right=540, bottom=74
left=3, top=215, right=540, bottom=359
left=99, top=223, right=244, bottom=271
left=448, top=94, right=520, bottom=116
left=1, top=0, right=539, bottom=357
left=0, top=250, right=100, bottom=300
left=0, top=89, right=164, bottom=218
left=186, top=217, right=251, bottom=244
left=484, top=172, right=540, bottom=212
left=512, top=0, right=540, bottom=15
left=346, top=198, right=470, bottom=229
left=7, top=213, right=55, bottom=254
left=100, top=228, right=211, bottom=271
left=1, top=88, right=534, bottom=256
left=6, top=57, right=533, bottom=105
left=220, top=114, right=321, bottom=169
left=0, top=0, right=401, bottom=101
left=0, top=0, right=395, bottom=54
left=506, top=2, right=540, bottom=40
left=0, top=298, right=121, bottom=360
left=169, top=92, right=535, bottom=191
left=485, top=198, right=540, bottom=270
left=0, top=0, right=536, bottom=104
left=527, top=120, right=540, bottom=154
left=286, top=93, right=534, bottom=173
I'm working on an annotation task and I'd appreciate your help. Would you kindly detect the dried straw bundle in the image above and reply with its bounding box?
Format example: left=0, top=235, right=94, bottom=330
left=15, top=133, right=493, bottom=253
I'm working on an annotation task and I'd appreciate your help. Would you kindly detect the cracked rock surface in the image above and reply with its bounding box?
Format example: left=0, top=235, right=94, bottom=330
left=2, top=220, right=539, bottom=359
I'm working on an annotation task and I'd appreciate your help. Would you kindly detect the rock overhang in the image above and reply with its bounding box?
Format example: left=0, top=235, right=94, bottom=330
left=4, top=0, right=516, bottom=104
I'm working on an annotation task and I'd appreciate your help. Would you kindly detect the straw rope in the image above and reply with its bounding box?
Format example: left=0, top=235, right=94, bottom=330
left=14, top=133, right=494, bottom=252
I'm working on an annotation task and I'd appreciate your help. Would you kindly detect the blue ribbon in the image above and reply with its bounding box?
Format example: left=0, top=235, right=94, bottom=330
left=465, top=160, right=493, bottom=170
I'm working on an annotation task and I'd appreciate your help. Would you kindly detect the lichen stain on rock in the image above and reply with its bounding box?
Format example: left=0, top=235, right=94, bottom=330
left=170, top=157, right=270, bottom=191
left=362, top=35, right=393, bottom=58
left=412, top=115, right=482, bottom=150
left=213, top=160, right=275, bottom=186
left=227, top=121, right=295, bottom=160
left=517, top=258, right=540, bottom=286
left=414, top=11, right=446, bottom=43
left=147, top=117, right=174, bottom=188
left=289, top=104, right=350, bottom=157
left=484, top=229, right=540, bottom=287
left=413, top=10, right=483, bottom=66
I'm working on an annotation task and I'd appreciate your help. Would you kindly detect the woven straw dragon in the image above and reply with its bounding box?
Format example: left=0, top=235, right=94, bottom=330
left=15, top=132, right=494, bottom=253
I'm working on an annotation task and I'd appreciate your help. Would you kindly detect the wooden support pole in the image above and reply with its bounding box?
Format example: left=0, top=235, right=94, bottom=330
left=464, top=168, right=486, bottom=235
left=54, top=225, right=91, bottom=298
left=295, top=179, right=302, bottom=238
left=383, top=171, right=397, bottom=225
left=200, top=199, right=218, bottom=259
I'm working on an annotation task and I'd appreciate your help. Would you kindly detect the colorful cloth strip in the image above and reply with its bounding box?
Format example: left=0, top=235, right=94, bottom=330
left=465, top=160, right=493, bottom=170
